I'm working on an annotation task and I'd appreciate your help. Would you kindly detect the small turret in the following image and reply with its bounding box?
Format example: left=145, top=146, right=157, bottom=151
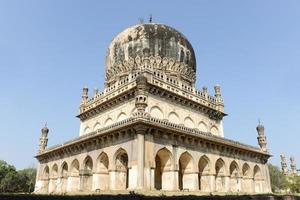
left=38, top=124, right=49, bottom=154
left=135, top=74, right=148, bottom=113
left=256, top=121, right=267, bottom=152
left=290, top=156, right=297, bottom=175
left=214, top=84, right=222, bottom=100
left=280, top=154, right=289, bottom=175
left=82, top=86, right=89, bottom=103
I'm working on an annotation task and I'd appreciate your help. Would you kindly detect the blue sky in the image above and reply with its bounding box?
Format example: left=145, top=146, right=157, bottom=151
left=0, top=0, right=299, bottom=170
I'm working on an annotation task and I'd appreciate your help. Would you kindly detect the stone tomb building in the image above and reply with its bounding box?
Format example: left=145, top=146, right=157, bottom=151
left=34, top=23, right=272, bottom=194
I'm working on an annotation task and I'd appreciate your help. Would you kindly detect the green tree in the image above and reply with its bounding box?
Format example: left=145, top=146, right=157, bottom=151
left=286, top=175, right=300, bottom=193
left=268, top=163, right=287, bottom=192
left=0, top=160, right=36, bottom=193
left=18, top=168, right=36, bottom=193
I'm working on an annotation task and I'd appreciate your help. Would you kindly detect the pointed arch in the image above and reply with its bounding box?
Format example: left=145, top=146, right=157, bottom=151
left=210, top=126, right=219, bottom=136
left=61, top=162, right=68, bottom=177
left=104, top=117, right=113, bottom=126
left=61, top=162, right=68, bottom=193
left=150, top=106, right=163, bottom=119
left=198, top=155, right=210, bottom=191
left=254, top=165, right=261, bottom=179
left=241, top=163, right=252, bottom=193
left=51, top=163, right=58, bottom=178
left=82, top=156, right=93, bottom=191
left=93, top=122, right=101, bottom=131
left=42, top=166, right=50, bottom=193
left=84, top=126, right=90, bottom=135
left=184, top=117, right=194, bottom=128
left=178, top=151, right=195, bottom=190
left=253, top=165, right=263, bottom=193
left=215, top=158, right=226, bottom=192
left=69, top=159, right=80, bottom=192
left=198, top=121, right=208, bottom=132
left=114, top=148, right=129, bottom=190
left=242, top=163, right=251, bottom=177
left=229, top=160, right=240, bottom=192
left=95, top=152, right=109, bottom=190
left=43, top=165, right=50, bottom=179
left=97, top=152, right=109, bottom=172
left=117, top=112, right=127, bottom=122
left=155, top=147, right=173, bottom=190
left=168, top=112, right=179, bottom=124
left=70, top=159, right=80, bottom=175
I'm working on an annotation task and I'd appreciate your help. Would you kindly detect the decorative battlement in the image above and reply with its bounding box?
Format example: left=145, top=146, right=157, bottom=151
left=79, top=69, right=225, bottom=120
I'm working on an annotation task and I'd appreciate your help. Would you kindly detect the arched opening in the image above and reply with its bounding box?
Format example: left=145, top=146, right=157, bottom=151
left=95, top=152, right=109, bottom=190
left=154, top=148, right=172, bottom=190
left=42, top=166, right=50, bottom=193
left=82, top=156, right=93, bottom=191
left=114, top=148, right=129, bottom=190
left=241, top=163, right=251, bottom=193
left=61, top=162, right=68, bottom=193
left=49, top=164, right=58, bottom=193
left=215, top=158, right=226, bottom=192
left=254, top=165, right=263, bottom=193
left=198, top=155, right=210, bottom=191
left=69, top=159, right=80, bottom=192
left=178, top=152, right=194, bottom=190
left=229, top=161, right=240, bottom=192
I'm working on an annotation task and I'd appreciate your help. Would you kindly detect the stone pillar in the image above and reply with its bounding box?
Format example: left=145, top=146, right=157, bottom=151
left=133, top=125, right=147, bottom=189
left=137, top=132, right=145, bottom=189
left=209, top=175, right=215, bottom=192
left=172, top=144, right=179, bottom=191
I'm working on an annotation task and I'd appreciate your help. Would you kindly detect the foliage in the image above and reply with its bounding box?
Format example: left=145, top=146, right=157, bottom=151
left=268, top=163, right=288, bottom=192
left=285, top=175, right=300, bottom=193
left=0, top=160, right=36, bottom=193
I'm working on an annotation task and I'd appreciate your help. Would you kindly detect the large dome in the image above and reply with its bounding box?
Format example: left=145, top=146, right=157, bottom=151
left=105, top=23, right=196, bottom=84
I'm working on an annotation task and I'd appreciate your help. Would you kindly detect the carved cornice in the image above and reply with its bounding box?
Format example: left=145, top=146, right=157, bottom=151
left=36, top=115, right=270, bottom=163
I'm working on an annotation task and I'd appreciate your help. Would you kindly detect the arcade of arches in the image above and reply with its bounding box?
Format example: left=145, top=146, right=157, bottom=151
left=36, top=146, right=268, bottom=194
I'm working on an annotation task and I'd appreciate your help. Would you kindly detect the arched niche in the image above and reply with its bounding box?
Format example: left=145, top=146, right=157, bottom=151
left=93, top=123, right=101, bottom=131
left=184, top=117, right=194, bottom=128
left=210, top=126, right=219, bottom=136
left=104, top=118, right=113, bottom=126
left=168, top=112, right=179, bottom=124
left=198, top=121, right=208, bottom=132
left=150, top=106, right=163, bottom=119
left=117, top=112, right=127, bottom=122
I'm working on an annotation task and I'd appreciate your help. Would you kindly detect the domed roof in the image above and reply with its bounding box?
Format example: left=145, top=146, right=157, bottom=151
left=105, top=23, right=196, bottom=84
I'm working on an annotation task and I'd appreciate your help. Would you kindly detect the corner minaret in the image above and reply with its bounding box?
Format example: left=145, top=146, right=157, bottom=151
left=256, top=121, right=267, bottom=152
left=280, top=154, right=289, bottom=175
left=290, top=156, right=297, bottom=175
left=134, top=74, right=148, bottom=114
left=38, top=125, right=49, bottom=154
